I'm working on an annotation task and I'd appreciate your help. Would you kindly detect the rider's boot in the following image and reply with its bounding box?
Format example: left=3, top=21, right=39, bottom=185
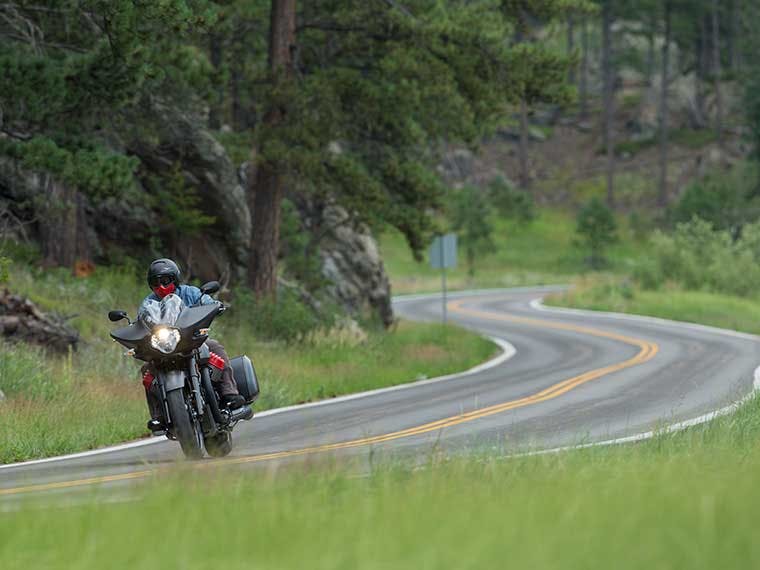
left=221, top=393, right=245, bottom=410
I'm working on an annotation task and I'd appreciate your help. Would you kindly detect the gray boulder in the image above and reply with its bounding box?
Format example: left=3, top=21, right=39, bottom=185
left=317, top=205, right=394, bottom=327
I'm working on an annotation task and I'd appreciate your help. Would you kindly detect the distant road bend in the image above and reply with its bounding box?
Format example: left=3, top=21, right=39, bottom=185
left=2, top=287, right=758, bottom=498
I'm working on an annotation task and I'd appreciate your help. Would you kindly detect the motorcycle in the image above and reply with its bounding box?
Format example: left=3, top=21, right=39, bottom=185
left=107, top=281, right=259, bottom=459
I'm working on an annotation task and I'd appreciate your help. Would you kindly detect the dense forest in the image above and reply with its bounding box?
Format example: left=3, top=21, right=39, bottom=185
left=0, top=0, right=758, bottom=321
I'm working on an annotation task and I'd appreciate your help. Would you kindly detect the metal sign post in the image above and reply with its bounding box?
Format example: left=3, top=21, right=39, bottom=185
left=429, top=233, right=457, bottom=324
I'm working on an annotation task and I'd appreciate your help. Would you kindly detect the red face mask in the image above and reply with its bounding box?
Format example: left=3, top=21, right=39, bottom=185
left=153, top=283, right=176, bottom=299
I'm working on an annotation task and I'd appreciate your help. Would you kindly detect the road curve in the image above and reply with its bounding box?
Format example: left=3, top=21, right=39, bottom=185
left=2, top=287, right=759, bottom=499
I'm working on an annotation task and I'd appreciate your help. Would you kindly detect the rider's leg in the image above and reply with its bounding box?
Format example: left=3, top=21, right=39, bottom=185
left=140, top=364, right=165, bottom=431
left=206, top=338, right=244, bottom=408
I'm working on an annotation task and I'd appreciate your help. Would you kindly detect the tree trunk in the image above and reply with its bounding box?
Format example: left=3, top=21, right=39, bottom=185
left=230, top=54, right=243, bottom=131
left=658, top=1, right=672, bottom=208
left=39, top=177, right=89, bottom=271
left=646, top=11, right=656, bottom=87
left=518, top=98, right=530, bottom=189
left=727, top=0, right=739, bottom=71
left=602, top=0, right=615, bottom=208
left=567, top=15, right=576, bottom=86
left=247, top=0, right=296, bottom=297
left=208, top=32, right=224, bottom=130
left=580, top=18, right=589, bottom=119
left=712, top=0, right=724, bottom=154
left=695, top=16, right=707, bottom=128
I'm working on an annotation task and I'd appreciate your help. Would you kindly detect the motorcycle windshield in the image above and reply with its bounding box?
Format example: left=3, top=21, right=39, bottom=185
left=138, top=294, right=184, bottom=329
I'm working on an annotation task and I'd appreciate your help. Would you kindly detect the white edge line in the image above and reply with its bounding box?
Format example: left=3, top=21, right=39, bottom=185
left=0, top=334, right=515, bottom=471
left=529, top=297, right=760, bottom=342
left=1, top=287, right=547, bottom=469
left=6, top=287, right=757, bottom=469
left=516, top=365, right=760, bottom=457
left=512, top=297, right=760, bottom=456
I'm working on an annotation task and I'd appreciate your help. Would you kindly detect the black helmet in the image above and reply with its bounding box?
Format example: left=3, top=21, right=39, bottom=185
left=147, top=258, right=181, bottom=288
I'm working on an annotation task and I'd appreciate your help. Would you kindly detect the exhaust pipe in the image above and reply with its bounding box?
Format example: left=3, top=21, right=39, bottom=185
left=228, top=405, right=253, bottom=423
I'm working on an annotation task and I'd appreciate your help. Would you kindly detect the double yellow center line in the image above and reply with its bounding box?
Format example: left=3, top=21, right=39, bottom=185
left=0, top=298, right=659, bottom=497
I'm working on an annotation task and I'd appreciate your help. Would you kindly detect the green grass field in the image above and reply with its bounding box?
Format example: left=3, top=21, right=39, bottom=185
left=6, top=394, right=760, bottom=569
left=380, top=208, right=648, bottom=294
left=549, top=277, right=760, bottom=336
left=0, top=261, right=495, bottom=464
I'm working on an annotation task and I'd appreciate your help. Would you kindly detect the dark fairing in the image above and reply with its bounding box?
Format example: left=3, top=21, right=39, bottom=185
left=110, top=321, right=149, bottom=345
left=175, top=304, right=220, bottom=331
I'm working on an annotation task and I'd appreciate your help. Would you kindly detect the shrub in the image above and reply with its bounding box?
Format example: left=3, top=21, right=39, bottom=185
left=576, top=198, right=617, bottom=269
left=224, top=287, right=325, bottom=343
left=633, top=218, right=760, bottom=297
left=487, top=176, right=535, bottom=222
left=669, top=165, right=760, bottom=238
left=449, top=185, right=495, bottom=277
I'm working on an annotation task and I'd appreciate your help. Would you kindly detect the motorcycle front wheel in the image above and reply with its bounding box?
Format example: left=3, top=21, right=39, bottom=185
left=166, top=389, right=204, bottom=459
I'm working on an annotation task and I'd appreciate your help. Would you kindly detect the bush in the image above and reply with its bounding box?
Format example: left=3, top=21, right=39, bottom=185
left=669, top=165, right=760, bottom=238
left=487, top=176, right=535, bottom=222
left=224, top=287, right=325, bottom=343
left=576, top=198, right=617, bottom=269
left=633, top=217, right=760, bottom=297
left=449, top=185, right=495, bottom=277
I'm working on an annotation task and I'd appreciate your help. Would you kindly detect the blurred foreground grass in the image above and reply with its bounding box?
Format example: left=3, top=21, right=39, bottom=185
left=0, top=261, right=495, bottom=464
left=6, top=394, right=760, bottom=569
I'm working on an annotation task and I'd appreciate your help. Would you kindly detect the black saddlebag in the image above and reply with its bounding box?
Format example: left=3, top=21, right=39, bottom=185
left=230, top=355, right=260, bottom=405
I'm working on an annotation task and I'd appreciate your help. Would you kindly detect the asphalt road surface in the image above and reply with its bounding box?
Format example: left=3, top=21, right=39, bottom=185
left=2, top=287, right=759, bottom=501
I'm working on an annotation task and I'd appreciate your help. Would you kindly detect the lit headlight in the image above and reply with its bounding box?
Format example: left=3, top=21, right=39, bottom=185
left=150, top=327, right=180, bottom=354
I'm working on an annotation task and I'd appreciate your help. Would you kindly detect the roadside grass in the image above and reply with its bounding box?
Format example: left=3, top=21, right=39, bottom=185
left=0, top=262, right=495, bottom=464
left=549, top=276, right=760, bottom=335
left=6, top=396, right=760, bottom=569
left=380, top=208, right=648, bottom=294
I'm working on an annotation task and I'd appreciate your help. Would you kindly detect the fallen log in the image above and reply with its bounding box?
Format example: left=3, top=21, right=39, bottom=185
left=0, top=288, right=79, bottom=352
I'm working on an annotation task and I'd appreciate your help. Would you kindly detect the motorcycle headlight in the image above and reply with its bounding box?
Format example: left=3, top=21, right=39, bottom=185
left=150, top=327, right=180, bottom=354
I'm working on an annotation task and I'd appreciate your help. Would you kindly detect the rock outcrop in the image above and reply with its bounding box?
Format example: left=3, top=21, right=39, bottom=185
left=316, top=205, right=394, bottom=327
left=127, top=101, right=251, bottom=282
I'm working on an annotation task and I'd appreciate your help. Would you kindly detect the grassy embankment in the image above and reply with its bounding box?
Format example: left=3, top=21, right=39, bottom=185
left=549, top=278, right=760, bottom=335
left=5, top=394, right=760, bottom=568
left=0, top=259, right=494, bottom=464
left=380, top=208, right=648, bottom=294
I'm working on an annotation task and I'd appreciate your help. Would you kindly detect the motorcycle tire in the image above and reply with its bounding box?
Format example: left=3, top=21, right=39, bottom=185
left=205, top=431, right=232, bottom=458
left=166, top=389, right=204, bottom=460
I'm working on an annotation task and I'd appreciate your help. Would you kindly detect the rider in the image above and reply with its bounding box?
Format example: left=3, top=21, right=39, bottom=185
left=141, top=258, right=245, bottom=433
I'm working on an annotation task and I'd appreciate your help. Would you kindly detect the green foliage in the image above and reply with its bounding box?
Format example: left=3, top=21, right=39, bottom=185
left=0, top=256, right=9, bottom=284
left=487, top=176, right=535, bottom=222
left=0, top=1, right=215, bottom=202
left=224, top=287, right=324, bottom=343
left=146, top=163, right=216, bottom=237
left=669, top=166, right=760, bottom=238
left=0, top=137, right=139, bottom=199
left=633, top=217, right=760, bottom=297
left=279, top=199, right=326, bottom=291
left=449, top=185, right=495, bottom=277
left=241, top=0, right=577, bottom=260
left=575, top=197, right=617, bottom=268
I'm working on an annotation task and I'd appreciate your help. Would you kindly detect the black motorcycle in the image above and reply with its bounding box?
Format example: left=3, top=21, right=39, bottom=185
left=107, top=281, right=259, bottom=459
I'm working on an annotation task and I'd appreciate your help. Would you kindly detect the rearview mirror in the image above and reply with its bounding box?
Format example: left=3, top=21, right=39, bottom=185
left=200, top=281, right=220, bottom=295
left=108, top=310, right=129, bottom=323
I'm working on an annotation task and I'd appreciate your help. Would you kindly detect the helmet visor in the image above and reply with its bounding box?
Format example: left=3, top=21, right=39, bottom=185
left=149, top=274, right=175, bottom=288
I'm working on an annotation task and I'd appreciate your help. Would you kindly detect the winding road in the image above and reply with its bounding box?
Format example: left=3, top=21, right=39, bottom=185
left=2, top=287, right=759, bottom=501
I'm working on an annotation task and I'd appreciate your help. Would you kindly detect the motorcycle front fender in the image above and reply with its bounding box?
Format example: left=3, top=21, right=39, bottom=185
left=160, top=370, right=186, bottom=392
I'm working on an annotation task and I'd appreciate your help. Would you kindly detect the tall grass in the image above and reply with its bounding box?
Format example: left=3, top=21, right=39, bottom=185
left=6, top=397, right=760, bottom=569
